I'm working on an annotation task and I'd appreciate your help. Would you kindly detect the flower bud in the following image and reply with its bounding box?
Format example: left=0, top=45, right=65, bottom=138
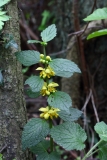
left=46, top=56, right=51, bottom=61
left=42, top=60, right=46, bottom=63
left=40, top=54, right=44, bottom=58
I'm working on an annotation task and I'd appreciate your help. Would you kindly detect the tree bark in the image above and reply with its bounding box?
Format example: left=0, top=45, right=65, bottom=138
left=0, top=1, right=32, bottom=159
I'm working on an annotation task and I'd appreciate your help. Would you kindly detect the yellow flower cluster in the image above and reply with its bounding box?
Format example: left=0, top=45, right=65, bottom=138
left=36, top=66, right=55, bottom=79
left=40, top=54, right=51, bottom=64
left=40, top=82, right=59, bottom=96
left=39, top=106, right=60, bottom=119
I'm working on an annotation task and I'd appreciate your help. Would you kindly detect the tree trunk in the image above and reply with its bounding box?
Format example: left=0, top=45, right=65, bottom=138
left=0, top=1, right=32, bottom=159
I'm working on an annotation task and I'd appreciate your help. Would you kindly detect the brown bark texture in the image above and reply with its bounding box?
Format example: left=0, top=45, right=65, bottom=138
left=0, top=1, right=32, bottom=160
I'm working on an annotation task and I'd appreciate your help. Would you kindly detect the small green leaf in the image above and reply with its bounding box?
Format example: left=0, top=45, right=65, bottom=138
left=25, top=88, right=40, bottom=98
left=0, top=20, right=4, bottom=30
left=30, top=140, right=60, bottom=160
left=84, top=8, right=107, bottom=21
left=50, top=122, right=87, bottom=151
left=48, top=91, right=72, bottom=111
left=15, top=50, right=40, bottom=66
left=25, top=76, right=44, bottom=92
left=0, top=15, right=10, bottom=21
left=41, top=24, right=57, bottom=42
left=49, top=58, right=81, bottom=78
left=22, top=118, right=50, bottom=150
left=0, top=11, right=7, bottom=16
left=49, top=152, right=60, bottom=160
left=0, top=0, right=10, bottom=7
left=0, top=154, right=3, bottom=160
left=98, top=141, right=107, bottom=160
left=87, top=29, right=107, bottom=40
left=30, top=140, right=50, bottom=154
left=94, top=121, right=107, bottom=141
left=59, top=107, right=82, bottom=122
left=27, top=40, right=42, bottom=44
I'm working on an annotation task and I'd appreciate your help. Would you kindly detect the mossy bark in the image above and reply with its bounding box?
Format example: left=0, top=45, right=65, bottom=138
left=0, top=1, right=32, bottom=159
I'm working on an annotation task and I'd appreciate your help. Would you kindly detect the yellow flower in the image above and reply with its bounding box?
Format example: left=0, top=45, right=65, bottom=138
left=40, top=82, right=59, bottom=96
left=36, top=66, right=55, bottom=79
left=39, top=106, right=60, bottom=120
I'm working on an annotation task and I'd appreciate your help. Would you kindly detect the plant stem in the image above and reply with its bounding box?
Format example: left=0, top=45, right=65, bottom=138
left=49, top=118, right=54, bottom=152
left=82, top=139, right=102, bottom=160
left=43, top=45, right=46, bottom=57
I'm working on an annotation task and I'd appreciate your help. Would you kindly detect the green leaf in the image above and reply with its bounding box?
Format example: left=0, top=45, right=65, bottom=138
left=0, top=11, right=7, bottom=16
left=98, top=141, right=107, bottom=160
left=41, top=24, right=57, bottom=42
left=30, top=140, right=50, bottom=154
left=22, top=118, right=50, bottom=150
left=25, top=76, right=44, bottom=92
left=27, top=40, right=42, bottom=44
left=30, top=140, right=60, bottom=160
left=59, top=107, right=82, bottom=122
left=94, top=121, right=107, bottom=141
left=50, top=122, right=87, bottom=151
left=25, top=88, right=40, bottom=98
left=0, top=0, right=10, bottom=7
left=84, top=8, right=107, bottom=21
left=48, top=91, right=72, bottom=111
left=0, top=14, right=10, bottom=30
left=0, top=154, right=3, bottom=160
left=0, top=15, right=10, bottom=21
left=49, top=58, right=81, bottom=78
left=15, top=50, right=40, bottom=66
left=87, top=29, right=107, bottom=40
left=49, top=152, right=60, bottom=160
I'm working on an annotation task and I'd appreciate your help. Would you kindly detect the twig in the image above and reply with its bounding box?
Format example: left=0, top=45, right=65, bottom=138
left=91, top=90, right=99, bottom=122
left=89, top=126, right=95, bottom=159
left=80, top=0, right=98, bottom=36
left=0, top=144, right=7, bottom=153
left=49, top=46, right=72, bottom=57
left=73, top=0, right=89, bottom=94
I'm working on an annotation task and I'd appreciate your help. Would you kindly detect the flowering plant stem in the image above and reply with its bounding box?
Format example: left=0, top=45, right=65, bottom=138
left=82, top=139, right=102, bottom=160
left=43, top=44, right=54, bottom=152
left=49, top=118, right=54, bottom=152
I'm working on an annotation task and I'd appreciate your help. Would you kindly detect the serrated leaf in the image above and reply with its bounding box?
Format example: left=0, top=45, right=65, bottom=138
left=30, top=141, right=60, bottom=160
left=25, top=88, right=40, bottom=98
left=49, top=152, right=60, bottom=160
left=98, top=141, right=107, bottom=160
left=0, top=15, right=10, bottom=21
left=15, top=50, right=40, bottom=66
left=49, top=58, right=81, bottom=78
left=84, top=8, right=107, bottom=21
left=59, top=107, right=82, bottom=122
left=50, top=122, right=87, bottom=151
left=41, top=24, right=57, bottom=42
left=0, top=11, right=7, bottom=16
left=48, top=91, right=72, bottom=111
left=27, top=40, right=42, bottom=44
left=0, top=0, right=10, bottom=7
left=94, top=121, right=107, bottom=141
left=22, top=118, right=50, bottom=150
left=25, top=76, right=44, bottom=92
left=87, top=29, right=107, bottom=40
